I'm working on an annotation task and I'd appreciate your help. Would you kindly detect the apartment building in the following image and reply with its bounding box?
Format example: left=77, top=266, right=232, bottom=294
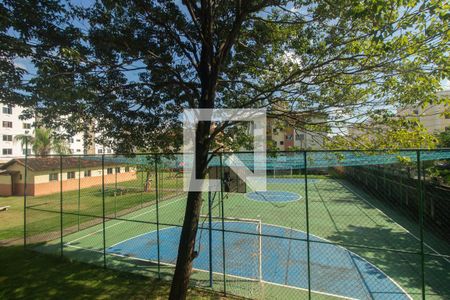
left=267, top=112, right=328, bottom=150
left=65, top=128, right=114, bottom=155
left=397, top=90, right=450, bottom=133
left=0, top=103, right=114, bottom=162
left=0, top=104, right=34, bottom=161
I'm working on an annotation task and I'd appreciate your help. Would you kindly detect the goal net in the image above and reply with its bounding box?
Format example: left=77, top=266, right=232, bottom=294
left=198, top=214, right=263, bottom=284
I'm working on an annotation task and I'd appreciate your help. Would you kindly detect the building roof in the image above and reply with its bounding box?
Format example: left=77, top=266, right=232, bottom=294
left=0, top=157, right=122, bottom=172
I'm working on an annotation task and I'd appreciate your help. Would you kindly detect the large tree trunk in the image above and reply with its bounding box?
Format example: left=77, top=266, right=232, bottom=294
left=168, top=190, right=205, bottom=299
left=169, top=121, right=211, bottom=299
left=170, top=1, right=232, bottom=297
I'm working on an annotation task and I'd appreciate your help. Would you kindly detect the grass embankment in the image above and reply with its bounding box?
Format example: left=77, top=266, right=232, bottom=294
left=0, top=245, right=228, bottom=300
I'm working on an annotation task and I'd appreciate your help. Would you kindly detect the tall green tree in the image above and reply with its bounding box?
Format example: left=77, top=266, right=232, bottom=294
left=15, top=127, right=71, bottom=156
left=437, top=128, right=450, bottom=147
left=2, top=1, right=450, bottom=298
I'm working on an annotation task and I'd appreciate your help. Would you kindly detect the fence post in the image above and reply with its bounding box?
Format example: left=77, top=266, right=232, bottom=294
left=140, top=166, right=144, bottom=207
left=154, top=154, right=161, bottom=279
left=78, top=156, right=81, bottom=231
left=208, top=191, right=213, bottom=288
left=303, top=151, right=311, bottom=300
left=102, top=154, right=106, bottom=268
left=114, top=163, right=117, bottom=218
left=416, top=151, right=425, bottom=300
left=219, top=153, right=227, bottom=295
left=60, top=154, right=63, bottom=257
left=160, top=166, right=164, bottom=200
left=23, top=137, right=28, bottom=248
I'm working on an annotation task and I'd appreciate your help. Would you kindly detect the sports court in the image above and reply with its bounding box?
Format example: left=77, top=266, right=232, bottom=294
left=25, top=151, right=450, bottom=299
left=26, top=169, right=449, bottom=299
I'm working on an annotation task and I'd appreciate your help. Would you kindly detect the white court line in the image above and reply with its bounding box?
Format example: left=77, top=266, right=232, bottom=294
left=64, top=242, right=355, bottom=300
left=244, top=191, right=302, bottom=203
left=340, top=180, right=450, bottom=264
left=65, top=195, right=185, bottom=245
left=262, top=221, right=413, bottom=300
left=70, top=220, right=411, bottom=300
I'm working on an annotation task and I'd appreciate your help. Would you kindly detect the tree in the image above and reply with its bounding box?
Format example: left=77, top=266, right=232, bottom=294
left=2, top=1, right=450, bottom=298
left=437, top=128, right=450, bottom=147
left=328, top=116, right=439, bottom=149
left=15, top=127, right=71, bottom=156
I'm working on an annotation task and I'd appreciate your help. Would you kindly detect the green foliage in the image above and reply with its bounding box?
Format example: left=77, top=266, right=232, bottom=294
left=1, top=1, right=449, bottom=151
left=15, top=127, right=71, bottom=156
left=328, top=117, right=439, bottom=150
left=437, top=128, right=450, bottom=147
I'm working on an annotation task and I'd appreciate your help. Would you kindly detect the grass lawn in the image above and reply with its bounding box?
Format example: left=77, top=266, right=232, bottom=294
left=0, top=171, right=182, bottom=241
left=0, top=195, right=24, bottom=241
left=0, top=245, right=232, bottom=300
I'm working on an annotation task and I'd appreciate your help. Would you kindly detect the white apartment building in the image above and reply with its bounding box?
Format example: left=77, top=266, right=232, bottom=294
left=63, top=131, right=114, bottom=155
left=0, top=104, right=34, bottom=162
left=94, top=144, right=114, bottom=155
left=0, top=103, right=114, bottom=162
left=67, top=132, right=86, bottom=155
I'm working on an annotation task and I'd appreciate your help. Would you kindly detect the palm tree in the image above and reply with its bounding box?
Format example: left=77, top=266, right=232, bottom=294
left=15, top=127, right=71, bottom=156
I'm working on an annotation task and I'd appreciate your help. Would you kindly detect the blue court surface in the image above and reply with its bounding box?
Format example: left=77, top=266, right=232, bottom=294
left=107, top=222, right=410, bottom=300
left=246, top=191, right=301, bottom=202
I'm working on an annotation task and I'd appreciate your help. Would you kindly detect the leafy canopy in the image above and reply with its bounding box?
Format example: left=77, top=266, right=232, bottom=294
left=1, top=0, right=449, bottom=151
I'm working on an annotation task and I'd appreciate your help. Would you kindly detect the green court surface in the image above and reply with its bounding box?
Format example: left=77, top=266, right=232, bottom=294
left=28, top=177, right=450, bottom=299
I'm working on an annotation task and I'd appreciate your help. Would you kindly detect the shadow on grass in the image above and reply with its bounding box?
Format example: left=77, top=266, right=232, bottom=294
left=0, top=245, right=227, bottom=300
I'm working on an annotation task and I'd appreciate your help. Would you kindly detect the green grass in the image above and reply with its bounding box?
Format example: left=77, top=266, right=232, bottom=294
left=0, top=195, right=25, bottom=241
left=0, top=171, right=181, bottom=241
left=0, top=245, right=230, bottom=300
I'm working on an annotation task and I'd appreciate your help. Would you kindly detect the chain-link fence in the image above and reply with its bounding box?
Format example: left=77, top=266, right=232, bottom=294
left=21, top=150, right=450, bottom=299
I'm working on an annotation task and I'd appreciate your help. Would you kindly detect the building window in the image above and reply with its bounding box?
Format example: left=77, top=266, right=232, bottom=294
left=98, top=149, right=103, bottom=154
left=22, top=149, right=31, bottom=155
left=22, top=123, right=31, bottom=129
left=67, top=171, right=76, bottom=179
left=84, top=170, right=91, bottom=177
left=69, top=137, right=74, bottom=143
left=76, top=149, right=81, bottom=152
left=2, top=121, right=12, bottom=128
left=49, top=173, right=58, bottom=181
left=2, top=148, right=12, bottom=155
left=76, top=139, right=81, bottom=142
left=2, top=106, right=12, bottom=114
left=107, top=149, right=112, bottom=154
left=279, top=141, right=284, bottom=145
left=2, top=135, right=12, bottom=141
left=115, top=167, right=121, bottom=174
left=286, top=135, right=293, bottom=140
left=125, top=166, right=130, bottom=172
left=107, top=168, right=113, bottom=174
